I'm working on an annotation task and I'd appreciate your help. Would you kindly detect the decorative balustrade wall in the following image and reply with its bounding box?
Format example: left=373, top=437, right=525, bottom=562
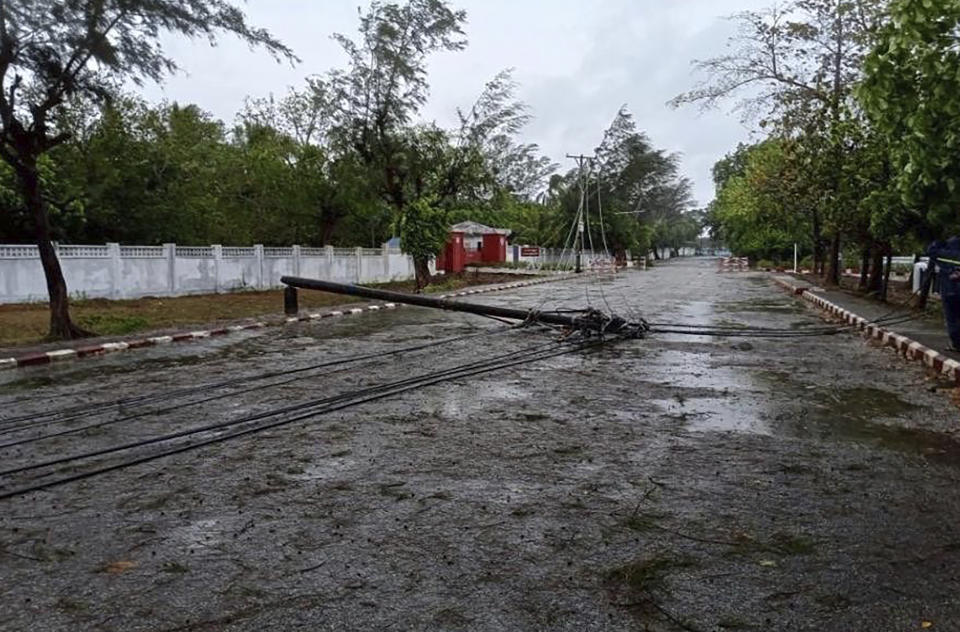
left=0, top=243, right=426, bottom=303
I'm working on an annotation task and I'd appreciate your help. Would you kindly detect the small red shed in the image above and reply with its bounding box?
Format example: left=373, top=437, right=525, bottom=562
left=437, top=221, right=510, bottom=273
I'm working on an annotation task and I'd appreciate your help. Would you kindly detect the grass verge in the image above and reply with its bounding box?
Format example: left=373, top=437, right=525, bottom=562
left=0, top=273, right=523, bottom=348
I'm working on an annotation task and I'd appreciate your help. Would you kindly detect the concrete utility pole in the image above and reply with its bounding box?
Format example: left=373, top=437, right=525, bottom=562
left=566, top=154, right=595, bottom=274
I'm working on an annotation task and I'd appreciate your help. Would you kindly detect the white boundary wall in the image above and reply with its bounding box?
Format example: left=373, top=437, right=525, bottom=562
left=509, top=246, right=622, bottom=267
left=0, top=243, right=429, bottom=304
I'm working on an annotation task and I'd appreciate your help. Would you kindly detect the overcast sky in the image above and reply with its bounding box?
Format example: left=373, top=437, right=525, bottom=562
left=142, top=0, right=772, bottom=206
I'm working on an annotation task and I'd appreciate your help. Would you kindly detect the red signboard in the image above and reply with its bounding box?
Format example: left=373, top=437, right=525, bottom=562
left=520, top=246, right=540, bottom=257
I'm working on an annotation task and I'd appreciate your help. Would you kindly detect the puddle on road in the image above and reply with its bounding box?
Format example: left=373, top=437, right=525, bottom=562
left=650, top=396, right=770, bottom=436
left=290, top=455, right=358, bottom=482
left=759, top=372, right=960, bottom=466
left=170, top=519, right=223, bottom=550
left=642, top=349, right=771, bottom=435
left=787, top=408, right=960, bottom=467
left=432, top=381, right=529, bottom=418
left=717, top=299, right=805, bottom=315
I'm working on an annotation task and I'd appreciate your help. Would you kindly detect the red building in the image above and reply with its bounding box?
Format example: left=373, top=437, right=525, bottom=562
left=437, top=221, right=510, bottom=273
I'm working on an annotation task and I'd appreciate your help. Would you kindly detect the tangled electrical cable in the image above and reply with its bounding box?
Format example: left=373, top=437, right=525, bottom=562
left=0, top=328, right=617, bottom=501
left=646, top=289, right=926, bottom=339
left=0, top=325, right=521, bottom=429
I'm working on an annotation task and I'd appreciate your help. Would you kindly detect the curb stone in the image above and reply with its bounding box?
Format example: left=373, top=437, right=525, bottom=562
left=772, top=276, right=960, bottom=385
left=0, top=273, right=584, bottom=371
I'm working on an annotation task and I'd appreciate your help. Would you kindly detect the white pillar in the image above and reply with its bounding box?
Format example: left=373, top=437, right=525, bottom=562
left=355, top=247, right=363, bottom=283
left=106, top=242, right=122, bottom=299
left=292, top=244, right=301, bottom=277
left=163, top=243, right=176, bottom=295
left=254, top=244, right=265, bottom=289
left=793, top=243, right=799, bottom=274
left=325, top=245, right=335, bottom=280
left=212, top=244, right=222, bottom=293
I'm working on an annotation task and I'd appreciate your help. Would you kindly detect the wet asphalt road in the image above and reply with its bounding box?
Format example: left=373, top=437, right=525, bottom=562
left=1, top=257, right=959, bottom=632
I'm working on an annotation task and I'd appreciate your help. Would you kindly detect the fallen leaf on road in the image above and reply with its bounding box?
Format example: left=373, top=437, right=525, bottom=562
left=921, top=622, right=933, bottom=629
left=103, top=560, right=136, bottom=574
left=759, top=560, right=777, bottom=567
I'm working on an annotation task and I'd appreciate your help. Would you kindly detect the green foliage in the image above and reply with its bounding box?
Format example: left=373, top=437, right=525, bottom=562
left=538, top=107, right=697, bottom=261
left=711, top=141, right=811, bottom=260
left=0, top=0, right=294, bottom=338
left=859, top=0, right=960, bottom=238
left=394, top=197, right=449, bottom=263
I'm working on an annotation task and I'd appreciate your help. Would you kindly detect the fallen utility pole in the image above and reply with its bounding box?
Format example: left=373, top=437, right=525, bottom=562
left=280, top=276, right=649, bottom=338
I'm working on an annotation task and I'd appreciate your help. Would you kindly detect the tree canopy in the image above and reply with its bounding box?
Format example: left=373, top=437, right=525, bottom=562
left=674, top=0, right=960, bottom=298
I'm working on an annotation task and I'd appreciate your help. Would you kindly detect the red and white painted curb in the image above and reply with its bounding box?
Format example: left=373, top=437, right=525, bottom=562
left=0, top=274, right=574, bottom=371
left=773, top=276, right=960, bottom=385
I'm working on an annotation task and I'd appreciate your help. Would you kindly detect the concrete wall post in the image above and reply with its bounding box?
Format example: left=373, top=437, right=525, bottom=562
left=163, top=243, right=176, bottom=295
left=212, top=244, right=222, bottom=293
left=107, top=242, right=122, bottom=299
left=254, top=244, right=265, bottom=290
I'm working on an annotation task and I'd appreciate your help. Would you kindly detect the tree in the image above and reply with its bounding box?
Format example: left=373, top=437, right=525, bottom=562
left=859, top=0, right=960, bottom=241
left=328, top=3, right=548, bottom=288
left=327, top=0, right=467, bottom=288
left=672, top=0, right=885, bottom=283
left=0, top=1, right=293, bottom=339
left=711, top=140, right=812, bottom=261
left=590, top=108, right=693, bottom=261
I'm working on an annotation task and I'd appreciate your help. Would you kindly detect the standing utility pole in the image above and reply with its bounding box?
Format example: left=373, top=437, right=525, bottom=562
left=566, top=154, right=594, bottom=274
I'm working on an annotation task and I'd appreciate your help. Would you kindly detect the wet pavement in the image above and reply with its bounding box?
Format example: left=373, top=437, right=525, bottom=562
left=1, top=258, right=959, bottom=631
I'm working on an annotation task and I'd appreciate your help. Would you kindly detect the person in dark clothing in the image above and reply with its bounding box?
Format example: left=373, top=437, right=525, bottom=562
left=927, top=237, right=960, bottom=352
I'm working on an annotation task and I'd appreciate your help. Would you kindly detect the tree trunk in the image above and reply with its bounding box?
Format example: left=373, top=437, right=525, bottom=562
left=413, top=256, right=432, bottom=292
left=824, top=233, right=841, bottom=286
left=811, top=208, right=823, bottom=275
left=614, top=247, right=626, bottom=266
left=17, top=161, right=89, bottom=340
left=319, top=212, right=337, bottom=246
left=652, top=249, right=661, bottom=261
left=881, top=252, right=893, bottom=302
left=867, top=244, right=885, bottom=294
left=858, top=244, right=871, bottom=290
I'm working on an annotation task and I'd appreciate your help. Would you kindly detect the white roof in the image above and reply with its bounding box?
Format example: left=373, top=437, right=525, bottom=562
left=450, top=221, right=510, bottom=235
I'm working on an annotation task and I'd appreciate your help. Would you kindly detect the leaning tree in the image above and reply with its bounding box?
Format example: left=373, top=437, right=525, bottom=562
left=0, top=1, right=294, bottom=339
